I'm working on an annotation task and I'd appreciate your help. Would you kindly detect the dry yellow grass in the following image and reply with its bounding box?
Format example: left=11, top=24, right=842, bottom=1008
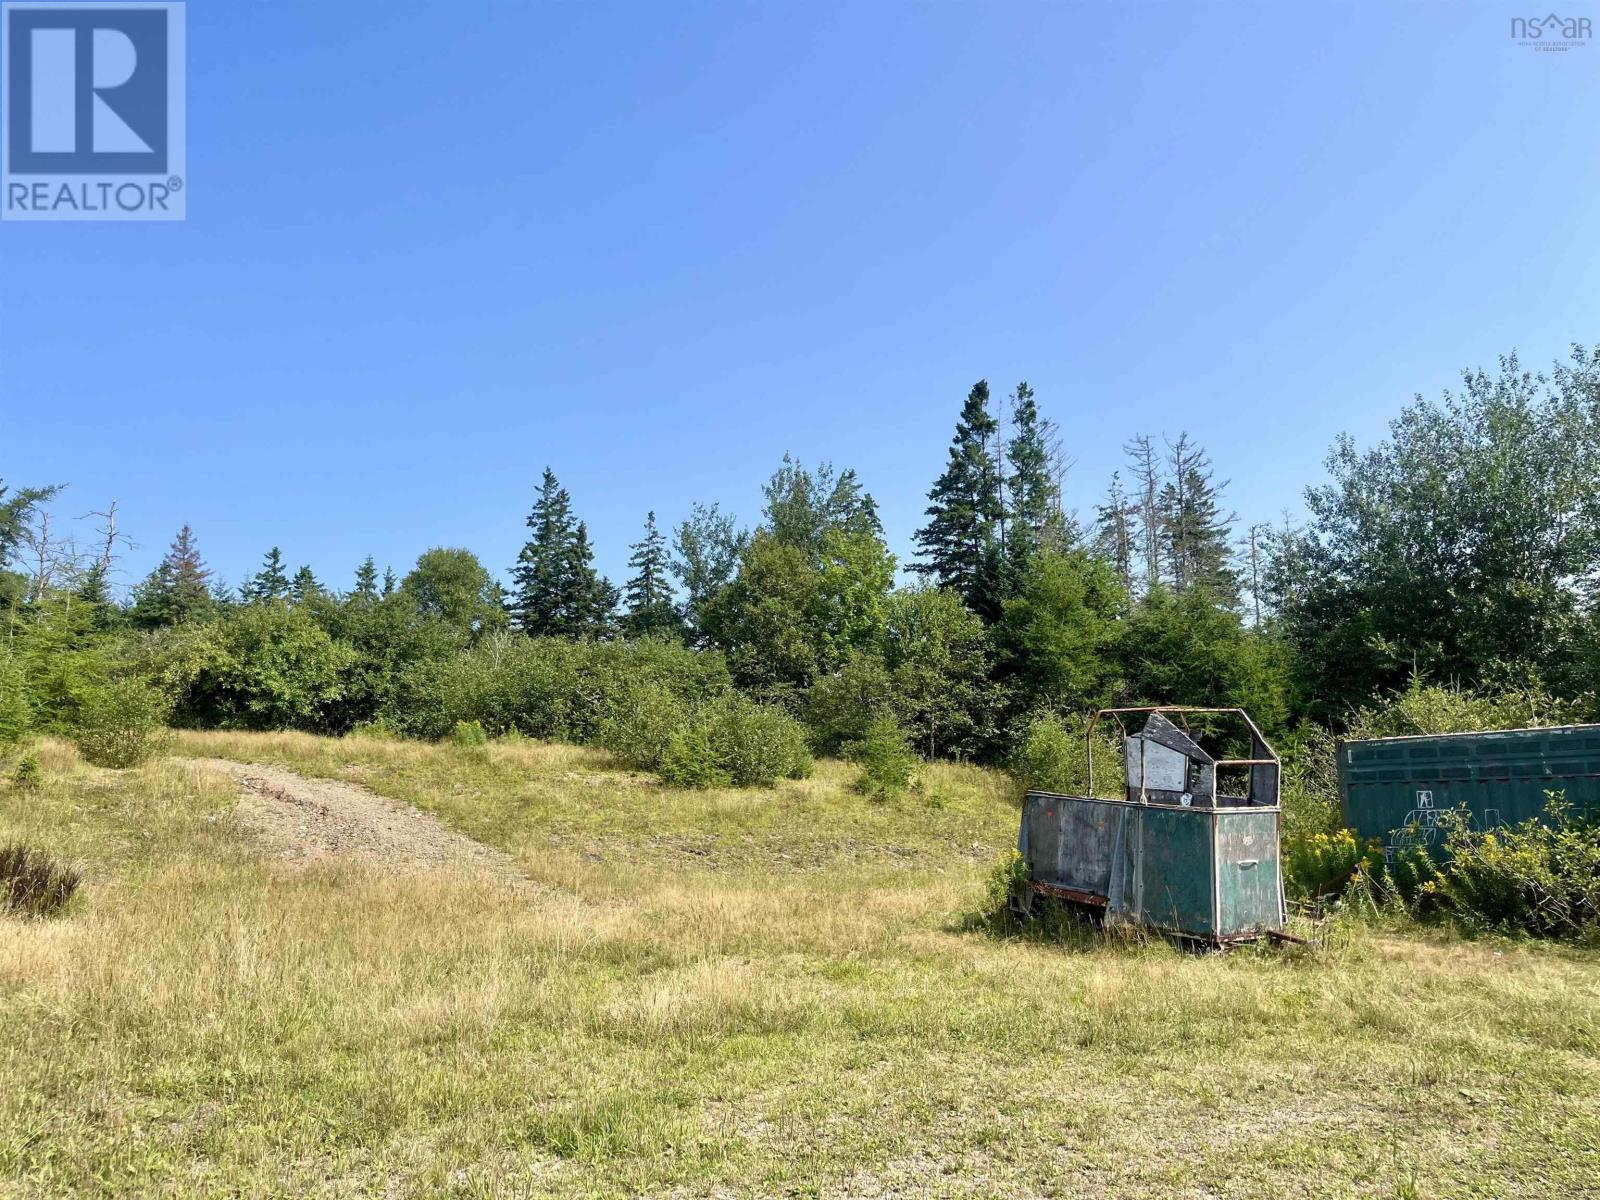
left=2, top=732, right=1598, bottom=1198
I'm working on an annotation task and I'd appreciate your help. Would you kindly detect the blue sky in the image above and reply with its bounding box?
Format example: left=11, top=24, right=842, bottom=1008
left=3, top=1, right=1597, bottom=596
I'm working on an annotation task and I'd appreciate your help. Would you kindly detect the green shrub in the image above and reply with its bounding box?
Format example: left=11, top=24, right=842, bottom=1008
left=389, top=633, right=731, bottom=743
left=659, top=722, right=732, bottom=789
left=706, top=694, right=812, bottom=787
left=179, top=603, right=353, bottom=731
left=848, top=713, right=917, bottom=801
left=1423, top=793, right=1600, bottom=940
left=805, top=651, right=897, bottom=755
left=72, top=677, right=171, bottom=769
left=9, top=753, right=41, bottom=792
left=1, top=842, right=80, bottom=919
left=1010, top=713, right=1123, bottom=798
left=1346, top=680, right=1586, bottom=742
left=0, top=651, right=32, bottom=747
left=1283, top=827, right=1384, bottom=901
left=597, top=680, right=687, bottom=771
left=655, top=695, right=811, bottom=790
left=449, top=719, right=488, bottom=747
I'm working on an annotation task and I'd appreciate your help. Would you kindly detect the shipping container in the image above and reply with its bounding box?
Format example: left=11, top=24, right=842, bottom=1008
left=1338, top=724, right=1600, bottom=863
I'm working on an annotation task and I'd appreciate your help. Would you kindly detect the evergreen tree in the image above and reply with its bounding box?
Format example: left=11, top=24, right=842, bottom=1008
left=0, top=480, right=60, bottom=575
left=1004, top=381, right=1073, bottom=582
left=353, top=556, right=379, bottom=602
left=132, top=524, right=216, bottom=627
left=291, top=565, right=323, bottom=604
left=381, top=566, right=397, bottom=598
left=510, top=469, right=615, bottom=637
left=1094, top=472, right=1136, bottom=593
left=623, top=512, right=681, bottom=637
left=241, top=547, right=290, bottom=603
left=571, top=523, right=618, bottom=632
left=1160, top=434, right=1238, bottom=602
left=913, top=380, right=1004, bottom=617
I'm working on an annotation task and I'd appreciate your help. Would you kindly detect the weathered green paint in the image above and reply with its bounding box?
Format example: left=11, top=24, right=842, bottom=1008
left=1019, top=792, right=1284, bottom=941
left=1339, top=725, right=1600, bottom=863
left=1216, top=808, right=1281, bottom=936
left=1139, top=804, right=1215, bottom=936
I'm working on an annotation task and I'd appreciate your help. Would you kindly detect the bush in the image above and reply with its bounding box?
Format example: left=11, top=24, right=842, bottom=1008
left=848, top=713, right=916, bottom=801
left=659, top=722, right=732, bottom=789
left=597, top=679, right=687, bottom=771
left=72, top=677, right=172, bottom=768
left=1, top=842, right=80, bottom=919
left=1346, top=679, right=1586, bottom=742
left=9, top=753, right=41, bottom=792
left=1010, top=713, right=1123, bottom=798
left=656, top=695, right=812, bottom=790
left=179, top=603, right=353, bottom=731
left=805, top=651, right=897, bottom=756
left=1423, top=793, right=1600, bottom=940
left=389, top=633, right=732, bottom=743
left=1283, top=827, right=1384, bottom=901
left=449, top=719, right=488, bottom=747
left=706, top=694, right=812, bottom=787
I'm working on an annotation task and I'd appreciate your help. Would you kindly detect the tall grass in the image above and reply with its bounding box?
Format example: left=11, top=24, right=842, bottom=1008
left=0, top=733, right=1596, bottom=1198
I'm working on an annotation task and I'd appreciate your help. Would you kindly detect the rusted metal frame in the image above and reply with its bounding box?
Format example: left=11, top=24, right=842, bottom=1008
left=1029, top=880, right=1109, bottom=908
left=1087, top=707, right=1282, bottom=799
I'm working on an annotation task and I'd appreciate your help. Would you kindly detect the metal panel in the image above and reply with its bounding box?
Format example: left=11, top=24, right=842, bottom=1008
left=1216, top=809, right=1283, bottom=936
left=1339, top=725, right=1600, bottom=865
left=1020, top=793, right=1130, bottom=904
left=1135, top=805, right=1215, bottom=936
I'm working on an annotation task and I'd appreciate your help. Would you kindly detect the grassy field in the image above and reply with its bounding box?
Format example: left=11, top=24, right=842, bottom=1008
left=3, top=732, right=1599, bottom=1199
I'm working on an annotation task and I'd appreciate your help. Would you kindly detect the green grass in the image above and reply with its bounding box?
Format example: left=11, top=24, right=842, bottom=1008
left=2, top=731, right=1598, bottom=1198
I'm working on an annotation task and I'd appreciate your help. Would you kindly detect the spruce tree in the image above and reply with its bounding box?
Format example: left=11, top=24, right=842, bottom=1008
left=381, top=566, right=397, bottom=598
left=290, top=564, right=323, bottom=604
left=1160, top=434, right=1238, bottom=603
left=510, top=468, right=615, bottom=637
left=353, top=556, right=379, bottom=602
left=623, top=512, right=680, bottom=637
left=133, top=524, right=216, bottom=626
left=242, top=546, right=290, bottom=603
left=1004, top=382, right=1063, bottom=582
left=913, top=380, right=1004, bottom=616
left=1094, top=472, right=1136, bottom=593
left=572, top=522, right=619, bottom=633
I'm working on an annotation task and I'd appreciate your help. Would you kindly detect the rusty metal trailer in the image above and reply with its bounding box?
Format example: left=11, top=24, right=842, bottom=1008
left=1017, top=707, right=1287, bottom=944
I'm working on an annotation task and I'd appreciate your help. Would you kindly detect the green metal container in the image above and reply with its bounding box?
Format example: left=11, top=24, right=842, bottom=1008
left=1019, top=793, right=1284, bottom=941
left=1339, top=724, right=1600, bottom=863
left=1017, top=708, right=1286, bottom=944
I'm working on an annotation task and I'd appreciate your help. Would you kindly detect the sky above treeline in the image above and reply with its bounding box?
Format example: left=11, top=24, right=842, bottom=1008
left=3, top=2, right=1597, bottom=596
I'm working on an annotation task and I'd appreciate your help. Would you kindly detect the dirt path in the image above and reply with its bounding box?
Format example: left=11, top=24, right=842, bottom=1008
left=186, top=758, right=526, bottom=881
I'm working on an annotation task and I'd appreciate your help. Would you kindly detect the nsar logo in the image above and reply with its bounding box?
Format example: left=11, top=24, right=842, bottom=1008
left=2, top=2, right=185, bottom=221
left=1510, top=12, right=1592, bottom=50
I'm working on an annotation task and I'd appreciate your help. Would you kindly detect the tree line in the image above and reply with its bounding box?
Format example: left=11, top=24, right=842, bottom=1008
left=4, top=345, right=1599, bottom=760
